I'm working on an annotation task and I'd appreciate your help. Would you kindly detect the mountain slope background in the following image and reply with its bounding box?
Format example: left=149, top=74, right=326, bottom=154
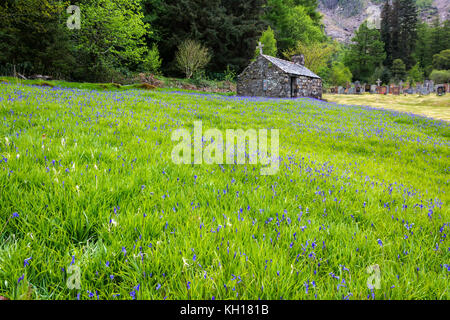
left=319, top=0, right=450, bottom=43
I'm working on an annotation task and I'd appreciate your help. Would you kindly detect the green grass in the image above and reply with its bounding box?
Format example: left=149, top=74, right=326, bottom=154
left=0, top=82, right=448, bottom=300
left=0, top=76, right=236, bottom=97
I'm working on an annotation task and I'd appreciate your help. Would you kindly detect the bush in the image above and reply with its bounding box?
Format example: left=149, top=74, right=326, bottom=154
left=141, top=44, right=162, bottom=75
left=429, top=70, right=450, bottom=83
left=329, top=62, right=352, bottom=86
left=175, top=40, right=211, bottom=79
left=224, top=65, right=236, bottom=82
left=407, top=63, right=424, bottom=84
left=432, top=49, right=450, bottom=70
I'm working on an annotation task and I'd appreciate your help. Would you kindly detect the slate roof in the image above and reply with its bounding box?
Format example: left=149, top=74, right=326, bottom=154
left=261, top=54, right=321, bottom=79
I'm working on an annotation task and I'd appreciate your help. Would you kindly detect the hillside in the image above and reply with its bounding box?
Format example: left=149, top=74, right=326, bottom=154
left=319, top=0, right=450, bottom=43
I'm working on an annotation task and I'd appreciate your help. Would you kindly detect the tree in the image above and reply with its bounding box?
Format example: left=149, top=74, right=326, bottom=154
left=283, top=42, right=335, bottom=74
left=142, top=0, right=266, bottom=74
left=380, top=0, right=418, bottom=69
left=414, top=22, right=432, bottom=72
left=397, top=0, right=418, bottom=68
left=407, top=63, right=424, bottom=83
left=343, top=22, right=386, bottom=82
left=140, top=44, right=162, bottom=74
left=329, top=62, right=352, bottom=86
left=432, top=49, right=450, bottom=70
left=73, top=0, right=150, bottom=82
left=0, top=0, right=73, bottom=77
left=255, top=26, right=277, bottom=57
left=429, top=70, right=450, bottom=83
left=264, top=0, right=324, bottom=52
left=175, top=39, right=211, bottom=79
left=380, top=0, right=393, bottom=66
left=391, top=58, right=406, bottom=82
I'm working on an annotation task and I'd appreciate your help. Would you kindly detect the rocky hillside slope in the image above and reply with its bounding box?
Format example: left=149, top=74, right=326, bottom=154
left=318, top=0, right=450, bottom=43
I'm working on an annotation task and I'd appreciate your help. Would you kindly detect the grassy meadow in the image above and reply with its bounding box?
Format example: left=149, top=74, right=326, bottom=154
left=0, top=81, right=449, bottom=300
left=324, top=93, right=450, bottom=122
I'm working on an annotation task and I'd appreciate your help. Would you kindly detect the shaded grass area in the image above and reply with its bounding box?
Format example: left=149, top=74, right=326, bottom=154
left=0, top=76, right=235, bottom=97
left=0, top=83, right=448, bottom=300
left=324, top=93, right=450, bottom=122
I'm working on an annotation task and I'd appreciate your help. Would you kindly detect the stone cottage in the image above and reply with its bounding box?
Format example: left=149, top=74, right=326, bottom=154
left=237, top=53, right=322, bottom=99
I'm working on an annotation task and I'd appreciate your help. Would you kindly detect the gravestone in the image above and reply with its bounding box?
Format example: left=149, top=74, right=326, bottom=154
left=338, top=86, right=345, bottom=94
left=437, top=85, right=445, bottom=96
left=404, top=88, right=414, bottom=94
left=370, top=85, right=377, bottom=93
left=376, top=79, right=382, bottom=87
left=365, top=84, right=371, bottom=92
left=424, top=80, right=434, bottom=93
left=420, top=86, right=429, bottom=95
left=392, top=86, right=400, bottom=95
left=348, top=86, right=355, bottom=94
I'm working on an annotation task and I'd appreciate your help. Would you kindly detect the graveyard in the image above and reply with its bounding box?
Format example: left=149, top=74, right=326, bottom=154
left=324, top=92, right=450, bottom=121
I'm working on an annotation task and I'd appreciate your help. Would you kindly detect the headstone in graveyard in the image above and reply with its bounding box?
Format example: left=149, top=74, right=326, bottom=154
left=355, top=86, right=361, bottom=94
left=348, top=86, right=355, bottom=94
left=365, top=84, right=371, bottom=92
left=376, top=79, right=382, bottom=87
left=429, top=80, right=434, bottom=92
left=338, top=86, right=345, bottom=94
left=330, top=87, right=336, bottom=94
left=392, top=86, right=400, bottom=95
left=437, top=85, right=445, bottom=96
left=370, top=85, right=377, bottom=94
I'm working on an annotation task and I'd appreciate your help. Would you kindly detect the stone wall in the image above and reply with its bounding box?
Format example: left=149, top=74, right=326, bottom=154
left=292, top=76, right=322, bottom=100
left=237, top=55, right=322, bottom=99
left=237, top=56, right=290, bottom=98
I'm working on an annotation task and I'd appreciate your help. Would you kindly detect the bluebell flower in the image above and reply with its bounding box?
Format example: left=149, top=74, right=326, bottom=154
left=23, top=257, right=32, bottom=267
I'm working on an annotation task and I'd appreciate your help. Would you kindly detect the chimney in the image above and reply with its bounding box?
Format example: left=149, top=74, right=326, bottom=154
left=291, top=54, right=305, bottom=66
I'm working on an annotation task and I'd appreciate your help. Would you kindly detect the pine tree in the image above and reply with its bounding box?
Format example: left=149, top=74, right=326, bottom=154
left=380, top=0, right=392, bottom=66
left=343, top=22, right=386, bottom=82
left=398, top=0, right=418, bottom=69
left=390, top=0, right=401, bottom=63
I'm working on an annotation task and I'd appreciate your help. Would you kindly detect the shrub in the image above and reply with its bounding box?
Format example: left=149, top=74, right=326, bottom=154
left=429, top=69, right=450, bottom=83
left=329, top=62, right=352, bottom=86
left=175, top=40, right=211, bottom=79
left=141, top=44, right=162, bottom=75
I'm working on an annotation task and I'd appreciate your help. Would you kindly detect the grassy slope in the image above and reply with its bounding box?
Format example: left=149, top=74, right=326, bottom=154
left=0, top=76, right=235, bottom=96
left=0, top=83, right=448, bottom=300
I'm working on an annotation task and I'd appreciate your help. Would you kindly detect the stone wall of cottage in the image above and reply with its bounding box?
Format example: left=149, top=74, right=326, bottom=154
left=237, top=56, right=322, bottom=100
left=292, top=77, right=322, bottom=100
left=237, top=56, right=291, bottom=98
